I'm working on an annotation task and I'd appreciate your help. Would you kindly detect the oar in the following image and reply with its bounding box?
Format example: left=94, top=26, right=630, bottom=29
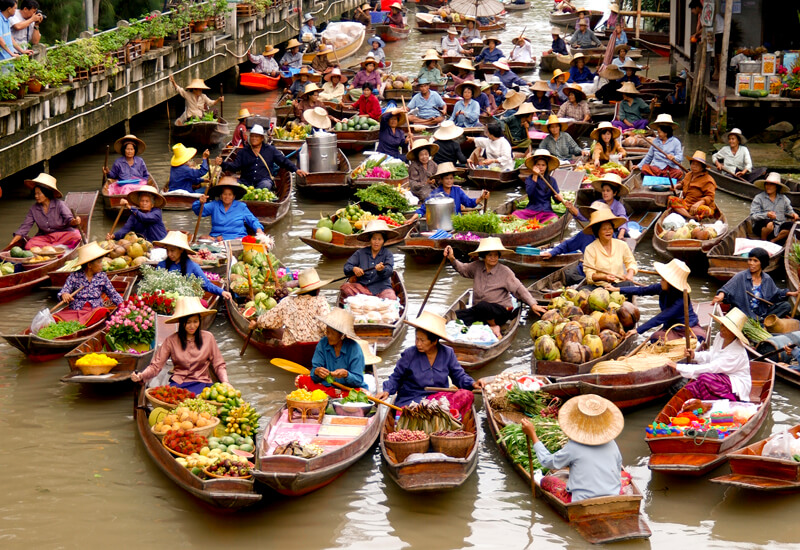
left=401, top=96, right=414, bottom=142
left=751, top=343, right=796, bottom=363
left=582, top=263, right=645, bottom=286
left=538, top=175, right=586, bottom=228
left=418, top=256, right=447, bottom=317
left=424, top=386, right=480, bottom=394
left=51, top=285, right=85, bottom=312
left=746, top=291, right=773, bottom=307
left=682, top=288, right=692, bottom=354
left=191, top=148, right=232, bottom=243
left=239, top=324, right=255, bottom=356
left=329, top=266, right=376, bottom=284
left=101, top=145, right=109, bottom=187
left=792, top=295, right=800, bottom=319
left=644, top=137, right=686, bottom=174
left=219, top=83, right=224, bottom=119
left=328, top=380, right=402, bottom=411
left=108, top=206, right=125, bottom=238
left=166, top=101, right=172, bottom=150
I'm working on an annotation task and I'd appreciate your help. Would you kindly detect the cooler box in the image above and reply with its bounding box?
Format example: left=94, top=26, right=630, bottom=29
left=642, top=175, right=675, bottom=187
left=371, top=11, right=388, bottom=24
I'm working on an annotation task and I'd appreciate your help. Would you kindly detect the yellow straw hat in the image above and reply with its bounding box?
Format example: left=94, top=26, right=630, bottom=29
left=170, top=143, right=198, bottom=167
left=186, top=78, right=210, bottom=90
left=433, top=161, right=463, bottom=179
left=710, top=307, right=748, bottom=345
left=113, top=134, right=146, bottom=154
left=318, top=308, right=358, bottom=339
left=153, top=230, right=194, bottom=254
left=355, top=338, right=382, bottom=365
left=653, top=259, right=691, bottom=292
left=293, top=267, right=332, bottom=294
left=468, top=236, right=512, bottom=257
left=524, top=148, right=559, bottom=172
left=549, top=68, right=567, bottom=83
left=582, top=208, right=627, bottom=235
left=558, top=394, right=624, bottom=446
left=591, top=173, right=629, bottom=197
left=406, top=138, right=440, bottom=161
left=74, top=241, right=112, bottom=267
left=685, top=150, right=709, bottom=168
left=237, top=108, right=252, bottom=120
left=545, top=113, right=569, bottom=131
left=286, top=38, right=302, bottom=49
left=127, top=185, right=166, bottom=208
left=356, top=219, right=400, bottom=242
left=404, top=310, right=451, bottom=342
left=262, top=44, right=279, bottom=56
left=166, top=296, right=217, bottom=324
left=300, top=82, right=321, bottom=97
left=562, top=85, right=587, bottom=102
left=24, top=173, right=62, bottom=199
left=590, top=121, right=621, bottom=142
left=453, top=58, right=476, bottom=72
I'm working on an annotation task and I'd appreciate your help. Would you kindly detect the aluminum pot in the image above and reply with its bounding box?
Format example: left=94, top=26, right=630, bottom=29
left=425, top=195, right=455, bottom=231
left=307, top=132, right=338, bottom=173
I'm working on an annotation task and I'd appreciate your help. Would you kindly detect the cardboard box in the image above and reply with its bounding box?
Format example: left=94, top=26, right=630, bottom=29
left=752, top=75, right=767, bottom=92
left=736, top=73, right=753, bottom=96
left=769, top=75, right=782, bottom=97
left=762, top=53, right=777, bottom=75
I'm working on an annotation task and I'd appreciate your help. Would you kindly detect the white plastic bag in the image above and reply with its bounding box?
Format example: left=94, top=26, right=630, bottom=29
left=662, top=212, right=686, bottom=231
left=762, top=431, right=794, bottom=460
left=31, top=308, right=56, bottom=335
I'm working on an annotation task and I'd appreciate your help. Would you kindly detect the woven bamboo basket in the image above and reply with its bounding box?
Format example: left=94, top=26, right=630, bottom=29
left=152, top=417, right=220, bottom=440
left=286, top=397, right=328, bottom=424
left=385, top=435, right=430, bottom=463
left=145, top=387, right=195, bottom=409
left=430, top=432, right=476, bottom=458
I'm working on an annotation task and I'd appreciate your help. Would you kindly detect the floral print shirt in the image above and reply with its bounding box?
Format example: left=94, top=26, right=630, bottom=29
left=60, top=270, right=124, bottom=310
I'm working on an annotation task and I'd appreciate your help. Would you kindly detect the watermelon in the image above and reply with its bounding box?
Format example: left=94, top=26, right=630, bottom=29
left=243, top=306, right=257, bottom=318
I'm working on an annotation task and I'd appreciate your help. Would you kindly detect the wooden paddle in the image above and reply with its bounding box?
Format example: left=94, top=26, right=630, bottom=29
left=525, top=435, right=535, bottom=494
left=329, top=266, right=376, bottom=284
left=400, top=96, right=414, bottom=142
left=582, top=263, right=645, bottom=287
left=329, top=380, right=402, bottom=411
left=52, top=285, right=85, bottom=312
left=792, top=295, right=800, bottom=319
left=418, top=256, right=447, bottom=317
left=219, top=83, right=224, bottom=119
left=101, top=145, right=109, bottom=186
left=644, top=137, right=686, bottom=174
left=746, top=291, right=773, bottom=307
left=108, top=206, right=125, bottom=238
left=424, top=386, right=480, bottom=394
left=682, top=289, right=692, bottom=354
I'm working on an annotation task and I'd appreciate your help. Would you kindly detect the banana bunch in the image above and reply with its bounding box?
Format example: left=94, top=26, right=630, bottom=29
left=223, top=402, right=260, bottom=437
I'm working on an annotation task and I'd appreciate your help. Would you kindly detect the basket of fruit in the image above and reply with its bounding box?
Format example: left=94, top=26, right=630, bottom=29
left=151, top=406, right=220, bottom=439
left=286, top=388, right=329, bottom=424
left=199, top=382, right=241, bottom=410
left=145, top=385, right=195, bottom=408
left=385, top=429, right=430, bottom=463
left=430, top=430, right=476, bottom=458
left=74, top=352, right=119, bottom=375
left=162, top=430, right=208, bottom=458
left=203, top=458, right=252, bottom=480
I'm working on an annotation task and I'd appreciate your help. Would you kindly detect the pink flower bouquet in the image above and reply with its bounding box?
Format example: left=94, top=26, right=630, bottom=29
left=105, top=297, right=156, bottom=352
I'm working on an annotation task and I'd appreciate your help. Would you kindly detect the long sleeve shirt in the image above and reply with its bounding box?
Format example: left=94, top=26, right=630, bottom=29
left=583, top=238, right=637, bottom=285
left=279, top=50, right=303, bottom=69
left=288, top=79, right=309, bottom=98
left=248, top=53, right=279, bottom=75
left=255, top=294, right=330, bottom=345
left=433, top=139, right=468, bottom=165
left=441, top=36, right=464, bottom=56
left=618, top=96, right=650, bottom=123
left=157, top=258, right=224, bottom=297
left=558, top=100, right=591, bottom=120
left=472, top=136, right=514, bottom=170
left=320, top=82, right=346, bottom=102
left=614, top=30, right=628, bottom=46
left=541, top=132, right=581, bottom=160
left=109, top=156, right=150, bottom=181
left=169, top=160, right=208, bottom=193
left=351, top=69, right=382, bottom=89
left=549, top=81, right=568, bottom=103
left=524, top=174, right=558, bottom=213
left=15, top=199, right=76, bottom=238
left=533, top=440, right=622, bottom=502
left=549, top=231, right=595, bottom=256
left=299, top=23, right=318, bottom=40
left=343, top=246, right=395, bottom=295
left=568, top=65, right=594, bottom=84
left=60, top=270, right=124, bottom=310
left=712, top=145, right=753, bottom=174
left=719, top=269, right=787, bottom=320
left=311, top=58, right=331, bottom=76
left=416, top=185, right=477, bottom=216
left=417, top=65, right=445, bottom=85
left=408, top=90, right=446, bottom=120
left=551, top=37, right=568, bottom=55
left=386, top=11, right=404, bottom=27
left=498, top=70, right=528, bottom=89
left=113, top=208, right=168, bottom=242
left=751, top=192, right=793, bottom=223
left=353, top=93, right=382, bottom=120
left=638, top=135, right=683, bottom=171
left=475, top=47, right=504, bottom=64
left=575, top=199, right=627, bottom=223
left=408, top=159, right=438, bottom=199
left=382, top=344, right=475, bottom=407
left=527, top=94, right=551, bottom=112
left=450, top=259, right=538, bottom=309
left=174, top=84, right=215, bottom=120
left=138, top=331, right=227, bottom=385
left=592, top=141, right=626, bottom=164
left=292, top=96, right=324, bottom=119
left=680, top=336, right=751, bottom=401
left=509, top=41, right=534, bottom=63
left=619, top=284, right=699, bottom=334
left=231, top=124, right=247, bottom=148
left=476, top=91, right=495, bottom=114
left=191, top=199, right=264, bottom=240
left=679, top=171, right=716, bottom=207
left=221, top=144, right=298, bottom=187
left=450, top=98, right=480, bottom=127
left=460, top=27, right=481, bottom=42
left=377, top=111, right=407, bottom=160
left=619, top=74, right=642, bottom=87
left=569, top=29, right=602, bottom=48
left=310, top=337, right=366, bottom=389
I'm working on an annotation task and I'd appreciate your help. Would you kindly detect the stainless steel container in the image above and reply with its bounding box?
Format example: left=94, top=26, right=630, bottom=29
left=425, top=196, right=455, bottom=231
left=307, top=132, right=338, bottom=173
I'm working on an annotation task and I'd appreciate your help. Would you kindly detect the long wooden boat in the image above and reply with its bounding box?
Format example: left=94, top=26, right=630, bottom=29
left=784, top=222, right=800, bottom=295
left=322, top=101, right=358, bottom=120
left=500, top=250, right=582, bottom=280
left=414, top=12, right=506, bottom=33
left=172, top=118, right=229, bottom=147
left=527, top=261, right=582, bottom=302
left=548, top=9, right=603, bottom=28
left=652, top=207, right=728, bottom=265
left=482, top=380, right=651, bottom=544
left=336, top=272, right=406, bottom=351
left=1, top=274, right=135, bottom=362
left=443, top=289, right=522, bottom=371
left=503, top=1, right=530, bottom=11
left=380, top=405, right=479, bottom=491
left=243, top=169, right=292, bottom=229
left=623, top=169, right=673, bottom=213
left=301, top=218, right=417, bottom=259
left=102, top=175, right=160, bottom=218
left=383, top=87, right=413, bottom=101
left=374, top=23, right=411, bottom=42
left=301, top=27, right=365, bottom=64
left=133, top=385, right=261, bottom=509
left=646, top=361, right=774, bottom=476
left=710, top=168, right=800, bottom=210
left=710, top=424, right=800, bottom=491
left=532, top=330, right=639, bottom=378
left=295, top=149, right=352, bottom=199
left=708, top=216, right=783, bottom=282
left=464, top=166, right=521, bottom=191
left=253, top=365, right=388, bottom=496
left=159, top=189, right=199, bottom=211
left=238, top=72, right=281, bottom=92
left=332, top=127, right=379, bottom=153
left=539, top=47, right=641, bottom=72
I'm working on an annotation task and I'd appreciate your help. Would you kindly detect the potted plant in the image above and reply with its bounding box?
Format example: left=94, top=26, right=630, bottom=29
left=166, top=2, right=193, bottom=42
left=104, top=297, right=156, bottom=353
left=210, top=0, right=229, bottom=29
left=0, top=66, right=25, bottom=100
left=778, top=64, right=800, bottom=99
left=190, top=2, right=213, bottom=32
left=144, top=13, right=168, bottom=48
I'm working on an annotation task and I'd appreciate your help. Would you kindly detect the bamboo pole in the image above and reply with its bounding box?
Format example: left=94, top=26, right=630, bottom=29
left=635, top=0, right=642, bottom=41
left=617, top=10, right=669, bottom=18
left=717, top=0, right=734, bottom=126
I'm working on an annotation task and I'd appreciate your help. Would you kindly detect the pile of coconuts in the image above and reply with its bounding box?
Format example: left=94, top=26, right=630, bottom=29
left=531, top=287, right=640, bottom=364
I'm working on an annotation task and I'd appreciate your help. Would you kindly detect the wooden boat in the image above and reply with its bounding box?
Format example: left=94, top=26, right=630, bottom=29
left=464, top=166, right=521, bottom=191
left=646, top=361, right=774, bottom=476
left=710, top=424, right=800, bottom=492
left=302, top=27, right=365, bottom=64
left=332, top=127, right=380, bottom=153
left=243, top=169, right=292, bottom=229
left=540, top=47, right=642, bottom=72
left=383, top=87, right=413, bottom=101
left=710, top=168, right=800, bottom=210
left=532, top=330, right=639, bottom=378
left=380, top=405, right=479, bottom=491
left=253, top=365, right=388, bottom=496
left=503, top=1, right=530, bottom=11
left=652, top=207, right=728, bottom=265
left=527, top=261, right=582, bottom=302
left=322, top=101, right=358, bottom=120
left=133, top=385, right=261, bottom=509
left=784, top=221, right=800, bottom=294
left=1, top=274, right=135, bottom=362
left=549, top=9, right=603, bottom=29
left=500, top=250, right=582, bottom=280
left=482, top=381, right=651, bottom=544
left=159, top=189, right=199, bottom=211
left=238, top=72, right=281, bottom=92
left=275, top=103, right=295, bottom=126
left=588, top=102, right=617, bottom=121
left=415, top=12, right=506, bottom=33
left=294, top=149, right=352, bottom=199
left=336, top=272, right=407, bottom=351
left=172, top=118, right=229, bottom=147
left=708, top=217, right=783, bottom=282
left=102, top=175, right=160, bottom=218
left=302, top=219, right=417, bottom=259
left=623, top=169, right=673, bottom=213
left=443, top=289, right=522, bottom=371
left=374, top=23, right=411, bottom=42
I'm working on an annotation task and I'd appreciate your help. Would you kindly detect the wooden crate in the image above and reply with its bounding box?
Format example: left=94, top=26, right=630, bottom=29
left=236, top=3, right=256, bottom=17
left=125, top=42, right=143, bottom=63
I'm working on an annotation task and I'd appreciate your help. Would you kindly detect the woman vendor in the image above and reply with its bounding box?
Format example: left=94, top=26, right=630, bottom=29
left=637, top=113, right=683, bottom=179
left=168, top=76, right=223, bottom=125
left=501, top=102, right=536, bottom=149
left=432, top=121, right=468, bottom=167
left=407, top=138, right=439, bottom=201
left=750, top=172, right=799, bottom=242
left=131, top=297, right=228, bottom=393
left=618, top=58, right=642, bottom=87
left=319, top=68, right=347, bottom=102
left=450, top=80, right=481, bottom=128
left=443, top=237, right=546, bottom=338
left=58, top=241, right=124, bottom=313
left=311, top=44, right=338, bottom=75
left=466, top=122, right=515, bottom=170
left=416, top=50, right=445, bottom=86
left=591, top=121, right=626, bottom=166
left=385, top=2, right=405, bottom=27
left=409, top=162, right=488, bottom=223
left=712, top=128, right=764, bottom=182
left=348, top=54, right=382, bottom=100
left=377, top=107, right=410, bottom=161
left=582, top=209, right=637, bottom=288
left=441, top=27, right=466, bottom=57
left=668, top=151, right=716, bottom=221
left=350, top=83, right=381, bottom=121
left=288, top=66, right=312, bottom=99
left=549, top=69, right=569, bottom=105
left=712, top=247, right=797, bottom=320
left=521, top=394, right=624, bottom=503
left=366, top=36, right=386, bottom=67
left=540, top=114, right=583, bottom=161
left=568, top=53, right=594, bottom=84
left=567, top=173, right=629, bottom=238
left=249, top=268, right=331, bottom=346
left=192, top=177, right=266, bottom=241
left=376, top=311, right=483, bottom=416
left=512, top=149, right=564, bottom=222
left=610, top=258, right=705, bottom=343
left=540, top=202, right=611, bottom=285
left=667, top=308, right=751, bottom=403
left=557, top=85, right=591, bottom=123
left=103, top=134, right=150, bottom=196
left=474, top=36, right=504, bottom=65
left=292, top=83, right=326, bottom=120
left=10, top=173, right=82, bottom=250
left=341, top=220, right=399, bottom=300
left=106, top=185, right=168, bottom=242
left=460, top=17, right=481, bottom=43
left=526, top=80, right=551, bottom=113
left=154, top=231, right=232, bottom=301
left=446, top=58, right=476, bottom=89
left=168, top=143, right=209, bottom=193
left=230, top=109, right=249, bottom=148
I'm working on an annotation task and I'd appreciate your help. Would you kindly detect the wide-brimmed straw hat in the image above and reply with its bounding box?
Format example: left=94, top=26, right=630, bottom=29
left=324, top=68, right=347, bottom=83
left=404, top=311, right=451, bottom=342
left=303, top=106, right=331, bottom=130
left=582, top=208, right=627, bottom=234
left=406, top=138, right=440, bottom=161
left=208, top=177, right=247, bottom=200
left=293, top=67, right=313, bottom=81
left=286, top=38, right=302, bottom=49
left=512, top=35, right=528, bottom=46
left=654, top=259, right=691, bottom=292
left=433, top=161, right=463, bottom=179
left=530, top=80, right=550, bottom=93
left=545, top=113, right=569, bottom=131
left=524, top=148, right=559, bottom=172
left=558, top=394, right=623, bottom=446
left=453, top=58, right=476, bottom=72
left=755, top=172, right=789, bottom=193
left=315, top=44, right=332, bottom=56
left=723, top=127, right=747, bottom=145
left=618, top=81, right=640, bottom=96
left=356, top=219, right=400, bottom=242
left=563, top=85, right=587, bottom=102
left=433, top=120, right=464, bottom=141
left=127, top=185, right=166, bottom=209
left=293, top=267, right=332, bottom=294
left=591, top=173, right=629, bottom=197
left=468, top=236, right=512, bottom=257
left=514, top=102, right=536, bottom=117
left=75, top=241, right=112, bottom=267
left=649, top=113, right=678, bottom=130
left=24, top=173, right=62, bottom=198
left=550, top=68, right=566, bottom=83
left=421, top=49, right=441, bottom=62
left=154, top=230, right=193, bottom=254
left=170, top=143, right=197, bottom=167
left=577, top=17, right=590, bottom=27
left=590, top=121, right=621, bottom=142
left=367, top=36, right=385, bottom=48
left=385, top=107, right=407, bottom=127
left=455, top=80, right=481, bottom=98
left=262, top=44, right=279, bottom=56
left=483, top=36, right=502, bottom=45
left=609, top=2, right=620, bottom=13
left=318, top=308, right=358, bottom=339
left=599, top=64, right=624, bottom=80
left=186, top=78, right=210, bottom=91
left=614, top=43, right=631, bottom=55
left=166, top=296, right=217, bottom=324
left=492, top=59, right=511, bottom=71
left=355, top=338, right=382, bottom=365
left=685, top=150, right=709, bottom=168
left=237, top=108, right=252, bottom=120
left=550, top=27, right=562, bottom=36
left=114, top=134, right=146, bottom=154
left=710, top=307, right=748, bottom=345
left=446, top=26, right=458, bottom=34
left=620, top=58, right=642, bottom=71
left=389, top=1, right=402, bottom=9
left=502, top=90, right=525, bottom=110
left=577, top=200, right=611, bottom=218
left=361, top=54, right=378, bottom=67
left=570, top=52, right=586, bottom=66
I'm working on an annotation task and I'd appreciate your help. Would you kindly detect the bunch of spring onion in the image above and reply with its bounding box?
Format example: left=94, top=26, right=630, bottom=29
left=396, top=397, right=462, bottom=434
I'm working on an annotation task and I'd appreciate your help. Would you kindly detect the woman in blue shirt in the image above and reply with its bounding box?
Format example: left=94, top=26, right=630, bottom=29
left=474, top=36, right=504, bottom=64
left=618, top=58, right=642, bottom=87
left=568, top=53, right=594, bottom=84
left=154, top=230, right=232, bottom=300
left=450, top=81, right=481, bottom=128
left=376, top=108, right=409, bottom=160
left=168, top=143, right=209, bottom=193
left=341, top=220, right=398, bottom=300
left=107, top=185, right=168, bottom=242
left=513, top=149, right=563, bottom=222
left=192, top=178, right=265, bottom=240
left=409, top=162, right=488, bottom=222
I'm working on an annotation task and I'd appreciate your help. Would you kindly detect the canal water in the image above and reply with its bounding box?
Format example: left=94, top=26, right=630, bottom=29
left=1, top=1, right=799, bottom=548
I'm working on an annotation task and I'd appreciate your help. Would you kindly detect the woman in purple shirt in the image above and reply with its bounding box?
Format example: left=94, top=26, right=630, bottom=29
left=59, top=242, right=124, bottom=321
left=10, top=173, right=82, bottom=250
left=513, top=149, right=563, bottom=222
left=104, top=134, right=151, bottom=197
left=347, top=55, right=382, bottom=100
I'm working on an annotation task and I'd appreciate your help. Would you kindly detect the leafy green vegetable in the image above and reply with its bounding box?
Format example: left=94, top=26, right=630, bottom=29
left=342, top=390, right=370, bottom=404
left=497, top=421, right=567, bottom=473
left=451, top=211, right=500, bottom=234
left=37, top=320, right=87, bottom=339
left=354, top=184, right=410, bottom=211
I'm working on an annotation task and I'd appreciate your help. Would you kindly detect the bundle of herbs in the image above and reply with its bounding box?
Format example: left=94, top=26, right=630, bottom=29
left=451, top=212, right=500, bottom=234
left=497, top=419, right=568, bottom=473
left=396, top=397, right=463, bottom=433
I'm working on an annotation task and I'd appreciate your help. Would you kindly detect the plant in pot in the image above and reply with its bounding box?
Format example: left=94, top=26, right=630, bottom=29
left=167, top=1, right=193, bottom=39
left=210, top=0, right=230, bottom=28
left=105, top=297, right=156, bottom=353
left=143, top=13, right=168, bottom=48
left=252, top=0, right=274, bottom=15
left=0, top=66, right=25, bottom=100
left=190, top=2, right=213, bottom=31
left=779, top=65, right=800, bottom=99
left=12, top=55, right=45, bottom=93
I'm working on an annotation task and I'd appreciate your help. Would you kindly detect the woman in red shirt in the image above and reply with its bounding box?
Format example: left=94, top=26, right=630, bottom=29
left=351, top=83, right=381, bottom=120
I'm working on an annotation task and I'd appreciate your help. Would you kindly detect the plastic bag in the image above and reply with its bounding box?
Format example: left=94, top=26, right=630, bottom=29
left=662, top=212, right=686, bottom=231
left=762, top=431, right=794, bottom=460
left=31, top=308, right=56, bottom=335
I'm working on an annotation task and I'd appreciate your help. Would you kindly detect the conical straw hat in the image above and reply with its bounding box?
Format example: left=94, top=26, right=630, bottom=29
left=524, top=148, right=559, bottom=172
left=24, top=173, right=62, bottom=198
left=433, top=161, right=462, bottom=179
left=404, top=310, right=451, bottom=342
left=237, top=108, right=252, bottom=120
left=591, top=173, right=629, bottom=196
left=127, top=185, right=166, bottom=209
left=74, top=241, right=112, bottom=267
left=468, top=236, right=512, bottom=257
left=166, top=296, right=217, bottom=324
left=577, top=200, right=612, bottom=218
left=545, top=114, right=569, bottom=131
left=649, top=113, right=678, bottom=129
left=355, top=338, right=382, bottom=365
left=582, top=208, right=627, bottom=234
left=406, top=138, right=440, bottom=161
left=558, top=394, right=623, bottom=446
left=549, top=68, right=566, bottom=83
left=530, top=80, right=550, bottom=93
left=208, top=177, right=247, bottom=200
left=318, top=308, right=358, bottom=339
left=502, top=90, right=524, bottom=110
left=654, top=259, right=691, bottom=292
left=356, top=219, right=400, bottom=242
left=710, top=307, right=748, bottom=345
left=113, top=134, right=146, bottom=154
left=186, top=78, right=210, bottom=90
left=293, top=267, right=332, bottom=294
left=618, top=81, right=640, bottom=96
left=153, top=230, right=193, bottom=254
left=590, top=121, right=621, bottom=141
left=171, top=143, right=197, bottom=166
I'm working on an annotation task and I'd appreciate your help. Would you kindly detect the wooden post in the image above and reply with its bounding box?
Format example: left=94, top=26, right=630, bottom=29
left=717, top=0, right=734, bottom=128
left=635, top=0, right=642, bottom=41
left=688, top=35, right=707, bottom=133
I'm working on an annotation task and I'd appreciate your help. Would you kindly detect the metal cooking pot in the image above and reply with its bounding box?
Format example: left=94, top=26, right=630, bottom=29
left=425, top=195, right=455, bottom=231
left=307, top=133, right=338, bottom=173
